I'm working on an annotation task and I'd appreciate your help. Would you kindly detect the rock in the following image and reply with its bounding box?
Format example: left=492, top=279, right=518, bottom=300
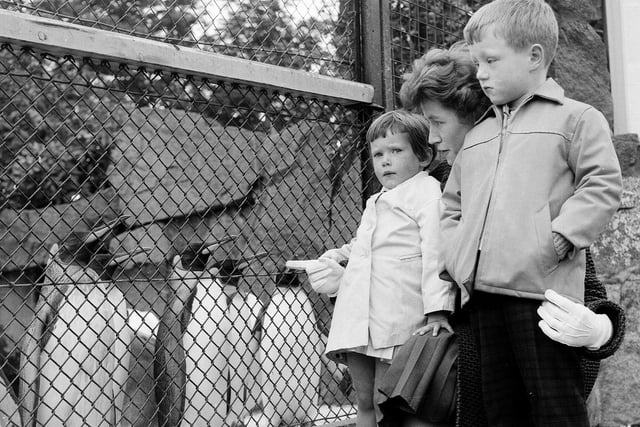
left=241, top=120, right=362, bottom=332
left=592, top=177, right=640, bottom=277
left=586, top=376, right=601, bottom=426
left=599, top=276, right=640, bottom=425
left=613, top=133, right=640, bottom=177
left=109, top=107, right=261, bottom=226
left=548, top=0, right=599, bottom=19
left=0, top=188, right=120, bottom=272
left=109, top=223, right=172, bottom=268
left=593, top=175, right=640, bottom=423
left=244, top=120, right=361, bottom=288
left=548, top=0, right=613, bottom=127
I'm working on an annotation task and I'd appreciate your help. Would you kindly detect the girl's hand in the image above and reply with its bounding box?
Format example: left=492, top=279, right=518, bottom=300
left=414, top=311, right=453, bottom=336
left=285, top=258, right=344, bottom=296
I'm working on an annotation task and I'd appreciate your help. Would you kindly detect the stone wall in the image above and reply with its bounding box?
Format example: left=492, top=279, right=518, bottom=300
left=547, top=2, right=640, bottom=421
left=591, top=134, right=640, bottom=426
left=549, top=0, right=614, bottom=127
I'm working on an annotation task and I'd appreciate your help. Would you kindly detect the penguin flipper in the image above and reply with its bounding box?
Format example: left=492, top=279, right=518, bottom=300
left=0, top=367, right=21, bottom=426
left=108, top=286, right=132, bottom=425
left=154, top=289, right=193, bottom=427
left=18, top=309, right=45, bottom=427
left=18, top=285, right=65, bottom=427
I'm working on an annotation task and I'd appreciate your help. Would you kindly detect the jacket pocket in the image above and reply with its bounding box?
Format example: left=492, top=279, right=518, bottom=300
left=448, top=219, right=474, bottom=286
left=533, top=204, right=560, bottom=276
left=399, top=253, right=422, bottom=262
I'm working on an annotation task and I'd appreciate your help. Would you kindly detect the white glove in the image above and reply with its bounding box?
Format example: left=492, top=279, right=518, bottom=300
left=285, top=258, right=345, bottom=296
left=537, top=289, right=613, bottom=350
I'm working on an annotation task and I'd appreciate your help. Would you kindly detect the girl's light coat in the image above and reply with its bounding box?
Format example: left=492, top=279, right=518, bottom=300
left=325, top=172, right=456, bottom=356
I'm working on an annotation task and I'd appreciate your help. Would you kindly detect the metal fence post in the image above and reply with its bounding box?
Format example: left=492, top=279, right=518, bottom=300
left=357, top=0, right=393, bottom=203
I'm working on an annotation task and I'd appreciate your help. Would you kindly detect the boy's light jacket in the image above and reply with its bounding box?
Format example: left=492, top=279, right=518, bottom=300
left=441, top=78, right=622, bottom=306
left=325, top=172, right=456, bottom=356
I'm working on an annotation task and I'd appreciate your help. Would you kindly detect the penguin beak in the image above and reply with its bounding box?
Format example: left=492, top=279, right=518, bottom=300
left=200, top=234, right=239, bottom=255
left=234, top=251, right=268, bottom=271
left=84, top=215, right=128, bottom=244
left=84, top=214, right=130, bottom=243
left=49, top=243, right=59, bottom=259
left=172, top=254, right=185, bottom=272
left=45, top=243, right=60, bottom=269
left=107, top=246, right=152, bottom=267
left=85, top=226, right=110, bottom=244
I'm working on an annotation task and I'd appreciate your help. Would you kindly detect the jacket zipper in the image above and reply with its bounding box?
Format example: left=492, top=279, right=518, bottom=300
left=462, top=93, right=536, bottom=292
left=475, top=106, right=509, bottom=265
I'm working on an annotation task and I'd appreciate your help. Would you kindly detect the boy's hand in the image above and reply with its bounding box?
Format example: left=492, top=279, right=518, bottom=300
left=552, top=232, right=573, bottom=260
left=537, top=289, right=613, bottom=350
left=414, top=311, right=453, bottom=337
left=285, top=258, right=344, bottom=295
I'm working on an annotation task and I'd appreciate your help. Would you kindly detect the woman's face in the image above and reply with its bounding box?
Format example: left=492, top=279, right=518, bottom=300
left=420, top=100, right=474, bottom=165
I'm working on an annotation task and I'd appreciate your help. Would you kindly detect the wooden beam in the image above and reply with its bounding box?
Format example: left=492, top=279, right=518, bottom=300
left=0, top=9, right=374, bottom=105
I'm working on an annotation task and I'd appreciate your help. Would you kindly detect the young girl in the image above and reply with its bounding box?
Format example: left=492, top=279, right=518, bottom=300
left=317, top=110, right=457, bottom=427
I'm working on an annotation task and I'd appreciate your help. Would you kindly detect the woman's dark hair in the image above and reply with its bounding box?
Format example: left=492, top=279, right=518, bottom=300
left=399, top=42, right=491, bottom=124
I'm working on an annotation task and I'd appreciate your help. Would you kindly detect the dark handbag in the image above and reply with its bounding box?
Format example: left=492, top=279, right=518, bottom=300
left=378, top=330, right=458, bottom=424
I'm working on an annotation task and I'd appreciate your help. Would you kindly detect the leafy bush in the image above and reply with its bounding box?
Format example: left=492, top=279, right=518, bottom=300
left=0, top=48, right=123, bottom=210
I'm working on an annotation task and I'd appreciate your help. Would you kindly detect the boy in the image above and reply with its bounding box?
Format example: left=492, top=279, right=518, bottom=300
left=440, top=0, right=622, bottom=425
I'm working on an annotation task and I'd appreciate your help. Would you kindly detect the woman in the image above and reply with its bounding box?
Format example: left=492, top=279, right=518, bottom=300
left=377, top=42, right=626, bottom=427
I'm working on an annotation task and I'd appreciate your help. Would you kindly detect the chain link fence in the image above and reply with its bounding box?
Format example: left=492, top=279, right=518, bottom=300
left=390, top=0, right=474, bottom=107
left=1, top=0, right=357, bottom=79
left=0, top=1, right=471, bottom=425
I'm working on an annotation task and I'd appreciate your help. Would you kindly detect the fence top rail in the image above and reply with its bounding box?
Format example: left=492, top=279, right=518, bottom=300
left=0, top=9, right=374, bottom=106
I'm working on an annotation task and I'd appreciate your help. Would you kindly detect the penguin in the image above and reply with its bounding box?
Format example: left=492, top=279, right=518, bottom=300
left=155, top=252, right=201, bottom=427
left=0, top=366, right=21, bottom=426
left=154, top=237, right=235, bottom=427
left=243, top=269, right=322, bottom=427
left=96, top=246, right=160, bottom=427
left=18, top=216, right=133, bottom=427
left=215, top=254, right=266, bottom=424
left=126, top=307, right=160, bottom=342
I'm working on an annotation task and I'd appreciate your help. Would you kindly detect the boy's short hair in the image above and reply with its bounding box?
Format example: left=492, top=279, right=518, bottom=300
left=366, top=110, right=434, bottom=164
left=464, top=0, right=558, bottom=67
left=399, top=41, right=491, bottom=124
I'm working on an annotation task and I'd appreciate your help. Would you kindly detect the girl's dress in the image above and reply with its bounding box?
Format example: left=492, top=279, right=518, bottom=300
left=324, top=171, right=457, bottom=363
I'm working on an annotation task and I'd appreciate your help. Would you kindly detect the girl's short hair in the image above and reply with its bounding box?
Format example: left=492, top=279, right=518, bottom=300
left=366, top=110, right=434, bottom=164
left=399, top=42, right=491, bottom=124
left=464, top=0, right=558, bottom=67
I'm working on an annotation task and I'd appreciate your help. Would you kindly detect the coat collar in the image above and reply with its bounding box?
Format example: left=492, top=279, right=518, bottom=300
left=380, top=170, right=428, bottom=193
left=475, top=78, right=565, bottom=124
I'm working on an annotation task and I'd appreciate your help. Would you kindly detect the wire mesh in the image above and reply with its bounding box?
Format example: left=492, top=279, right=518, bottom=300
left=0, top=1, right=476, bottom=425
left=0, top=41, right=368, bottom=425
left=390, top=0, right=474, bottom=107
left=1, top=0, right=358, bottom=80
